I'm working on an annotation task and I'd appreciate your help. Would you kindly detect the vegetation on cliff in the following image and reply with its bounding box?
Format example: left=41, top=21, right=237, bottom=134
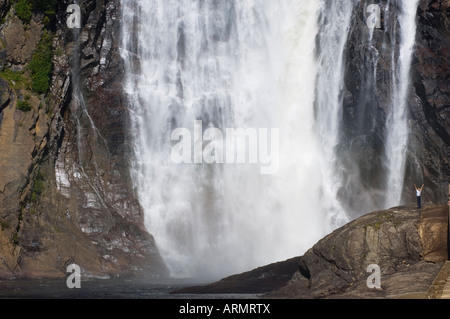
left=16, top=97, right=31, bottom=112
left=31, top=170, right=45, bottom=202
left=0, top=0, right=56, bottom=109
left=13, top=0, right=31, bottom=23
left=0, top=68, right=28, bottom=91
left=29, top=29, right=52, bottom=94
left=14, top=0, right=56, bottom=25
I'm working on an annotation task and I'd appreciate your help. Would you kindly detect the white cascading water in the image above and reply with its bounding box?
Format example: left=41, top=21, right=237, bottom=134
left=385, top=0, right=419, bottom=208
left=121, top=0, right=349, bottom=280
left=314, top=1, right=354, bottom=224
left=119, top=0, right=419, bottom=280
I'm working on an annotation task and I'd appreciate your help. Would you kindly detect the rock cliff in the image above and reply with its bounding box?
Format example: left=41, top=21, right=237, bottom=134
left=338, top=0, right=449, bottom=216
left=409, top=0, right=450, bottom=203
left=0, top=0, right=168, bottom=279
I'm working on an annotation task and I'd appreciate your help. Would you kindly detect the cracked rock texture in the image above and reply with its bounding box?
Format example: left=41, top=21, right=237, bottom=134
left=0, top=0, right=168, bottom=279
left=268, top=205, right=448, bottom=298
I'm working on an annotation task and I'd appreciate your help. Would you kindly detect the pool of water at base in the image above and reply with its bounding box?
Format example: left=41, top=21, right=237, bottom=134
left=0, top=277, right=261, bottom=299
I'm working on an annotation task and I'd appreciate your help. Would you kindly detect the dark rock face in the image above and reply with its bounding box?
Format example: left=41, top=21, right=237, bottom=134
left=408, top=0, right=450, bottom=204
left=339, top=0, right=401, bottom=215
left=338, top=0, right=449, bottom=217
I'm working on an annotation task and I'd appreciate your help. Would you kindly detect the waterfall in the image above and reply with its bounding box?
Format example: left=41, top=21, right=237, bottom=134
left=384, top=0, right=419, bottom=208
left=119, top=0, right=419, bottom=280
left=314, top=1, right=354, bottom=224
left=121, top=0, right=350, bottom=280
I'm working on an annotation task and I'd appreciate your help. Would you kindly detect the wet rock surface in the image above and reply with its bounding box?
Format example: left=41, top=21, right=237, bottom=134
left=337, top=0, right=449, bottom=216
left=172, top=257, right=300, bottom=295
left=409, top=0, right=450, bottom=203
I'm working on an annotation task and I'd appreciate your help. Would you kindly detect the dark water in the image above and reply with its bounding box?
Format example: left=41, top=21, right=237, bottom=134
left=0, top=277, right=260, bottom=299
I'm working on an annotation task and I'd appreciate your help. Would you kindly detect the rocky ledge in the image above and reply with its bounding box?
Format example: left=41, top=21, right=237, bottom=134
left=175, top=205, right=449, bottom=299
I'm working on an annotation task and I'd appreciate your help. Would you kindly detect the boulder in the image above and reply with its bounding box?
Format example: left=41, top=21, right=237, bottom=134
left=418, top=205, right=449, bottom=262
left=269, top=205, right=448, bottom=298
